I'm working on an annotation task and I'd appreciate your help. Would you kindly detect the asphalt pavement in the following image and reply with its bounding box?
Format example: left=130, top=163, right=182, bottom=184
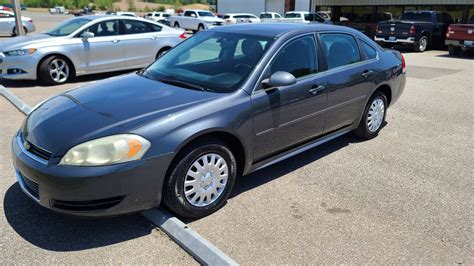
left=1, top=11, right=473, bottom=264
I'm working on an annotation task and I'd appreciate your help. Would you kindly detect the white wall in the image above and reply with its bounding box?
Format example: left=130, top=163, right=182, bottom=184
left=294, top=0, right=311, bottom=12
left=217, top=0, right=266, bottom=16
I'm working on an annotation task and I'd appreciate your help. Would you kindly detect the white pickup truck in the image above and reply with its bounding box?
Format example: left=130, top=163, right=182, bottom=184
left=169, top=10, right=224, bottom=32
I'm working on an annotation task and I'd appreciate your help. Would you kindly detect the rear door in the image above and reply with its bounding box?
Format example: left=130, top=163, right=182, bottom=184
left=319, top=33, right=376, bottom=133
left=251, top=34, right=328, bottom=160
left=74, top=19, right=124, bottom=72
left=120, top=19, right=163, bottom=68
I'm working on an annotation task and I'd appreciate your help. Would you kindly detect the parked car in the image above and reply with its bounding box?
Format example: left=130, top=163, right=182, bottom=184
left=0, top=10, right=35, bottom=36
left=223, top=13, right=260, bottom=25
left=145, top=11, right=171, bottom=24
left=71, top=7, right=93, bottom=17
left=169, top=9, right=224, bottom=32
left=259, top=12, right=282, bottom=22
left=445, top=15, right=474, bottom=56
left=281, top=11, right=331, bottom=24
left=317, top=11, right=331, bottom=20
left=375, top=10, right=454, bottom=52
left=49, top=6, right=68, bottom=14
left=12, top=23, right=405, bottom=218
left=0, top=15, right=185, bottom=84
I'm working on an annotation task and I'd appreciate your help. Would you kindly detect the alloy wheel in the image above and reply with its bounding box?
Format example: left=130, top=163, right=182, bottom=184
left=184, top=153, right=228, bottom=207
left=49, top=58, right=69, bottom=83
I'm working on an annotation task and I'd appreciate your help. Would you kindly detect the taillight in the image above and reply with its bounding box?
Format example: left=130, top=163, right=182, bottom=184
left=29, top=19, right=33, bottom=23
left=401, top=53, right=406, bottom=73
left=409, top=25, right=416, bottom=35
left=446, top=26, right=454, bottom=37
left=179, top=32, right=186, bottom=39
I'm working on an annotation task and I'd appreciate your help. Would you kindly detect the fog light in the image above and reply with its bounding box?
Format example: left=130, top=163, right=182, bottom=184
left=7, top=68, right=26, bottom=74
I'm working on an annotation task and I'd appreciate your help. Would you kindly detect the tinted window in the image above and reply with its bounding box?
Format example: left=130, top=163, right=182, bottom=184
left=223, top=15, right=230, bottom=19
left=469, top=15, right=474, bottom=24
left=147, top=22, right=162, bottom=32
left=400, top=12, right=432, bottom=22
left=198, top=11, right=214, bottom=17
left=285, top=13, right=302, bottom=18
left=184, top=11, right=195, bottom=17
left=320, top=34, right=360, bottom=70
left=260, top=14, right=271, bottom=19
left=443, top=13, right=454, bottom=23
left=276, top=14, right=282, bottom=18
left=270, top=35, right=318, bottom=78
left=123, top=20, right=151, bottom=34
left=83, top=20, right=118, bottom=37
left=360, top=40, right=377, bottom=60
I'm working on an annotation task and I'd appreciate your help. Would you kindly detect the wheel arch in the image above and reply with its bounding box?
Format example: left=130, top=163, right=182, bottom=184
left=374, top=84, right=392, bottom=106
left=167, top=129, right=248, bottom=178
left=37, top=53, right=77, bottom=79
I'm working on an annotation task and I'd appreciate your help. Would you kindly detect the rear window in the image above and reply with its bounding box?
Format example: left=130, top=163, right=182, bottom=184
left=400, top=12, right=432, bottom=22
left=260, top=14, right=271, bottom=19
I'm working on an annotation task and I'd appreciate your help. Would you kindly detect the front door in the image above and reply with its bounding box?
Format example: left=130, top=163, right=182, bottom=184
left=252, top=34, right=328, bottom=161
left=74, top=19, right=124, bottom=73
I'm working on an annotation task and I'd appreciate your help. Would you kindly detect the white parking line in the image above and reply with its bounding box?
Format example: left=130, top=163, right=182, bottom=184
left=0, top=84, right=238, bottom=265
left=0, top=85, right=32, bottom=115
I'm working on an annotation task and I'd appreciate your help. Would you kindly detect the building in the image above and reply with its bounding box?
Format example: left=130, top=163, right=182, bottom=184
left=217, top=0, right=474, bottom=23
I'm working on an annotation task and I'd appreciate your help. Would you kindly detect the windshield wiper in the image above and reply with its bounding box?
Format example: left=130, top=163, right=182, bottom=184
left=158, top=78, right=205, bottom=91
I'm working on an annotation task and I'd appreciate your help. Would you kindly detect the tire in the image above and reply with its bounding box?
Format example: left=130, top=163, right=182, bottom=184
left=11, top=26, right=28, bottom=36
left=414, top=36, right=428, bottom=52
left=156, top=47, right=170, bottom=59
left=448, top=45, right=461, bottom=56
left=162, top=138, right=237, bottom=219
left=174, top=22, right=180, bottom=28
left=38, top=55, right=73, bottom=85
left=354, top=92, right=388, bottom=140
left=197, top=24, right=205, bottom=31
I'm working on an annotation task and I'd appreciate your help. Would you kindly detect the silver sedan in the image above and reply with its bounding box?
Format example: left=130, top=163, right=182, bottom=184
left=0, top=10, right=36, bottom=36
left=0, top=15, right=185, bottom=84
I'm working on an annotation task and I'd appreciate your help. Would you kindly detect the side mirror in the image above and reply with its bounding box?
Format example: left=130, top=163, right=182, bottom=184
left=81, top=31, right=94, bottom=41
left=190, top=13, right=196, bottom=18
left=261, top=71, right=297, bottom=90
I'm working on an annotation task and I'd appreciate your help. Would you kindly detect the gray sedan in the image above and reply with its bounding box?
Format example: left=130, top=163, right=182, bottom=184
left=0, top=15, right=185, bottom=84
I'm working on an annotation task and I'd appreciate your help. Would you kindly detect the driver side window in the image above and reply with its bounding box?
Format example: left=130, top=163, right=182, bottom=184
left=270, top=35, right=318, bottom=79
left=83, top=20, right=119, bottom=37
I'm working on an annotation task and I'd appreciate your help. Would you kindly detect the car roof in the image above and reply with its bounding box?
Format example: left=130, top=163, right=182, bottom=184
left=209, top=23, right=359, bottom=38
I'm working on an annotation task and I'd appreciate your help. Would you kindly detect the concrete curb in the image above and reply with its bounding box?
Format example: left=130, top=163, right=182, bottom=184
left=142, top=209, right=238, bottom=266
left=0, top=85, right=31, bottom=115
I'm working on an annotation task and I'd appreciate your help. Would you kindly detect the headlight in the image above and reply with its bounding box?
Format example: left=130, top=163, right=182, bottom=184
left=3, top=48, right=37, bottom=57
left=60, top=134, right=151, bottom=166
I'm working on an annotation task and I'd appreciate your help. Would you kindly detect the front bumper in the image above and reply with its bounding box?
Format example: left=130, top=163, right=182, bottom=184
left=0, top=53, right=38, bottom=80
left=375, top=36, right=415, bottom=44
left=12, top=132, right=173, bottom=217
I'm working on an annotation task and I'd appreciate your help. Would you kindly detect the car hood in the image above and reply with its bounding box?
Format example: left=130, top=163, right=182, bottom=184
left=0, top=34, right=57, bottom=52
left=23, top=73, right=219, bottom=156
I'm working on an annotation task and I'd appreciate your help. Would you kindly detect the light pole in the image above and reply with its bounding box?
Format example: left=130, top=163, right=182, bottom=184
left=11, top=0, right=24, bottom=36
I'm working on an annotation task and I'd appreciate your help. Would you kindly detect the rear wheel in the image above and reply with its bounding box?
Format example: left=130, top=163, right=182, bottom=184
left=197, top=24, right=205, bottom=31
left=448, top=45, right=461, bottom=56
left=156, top=47, right=170, bottom=59
left=174, top=22, right=180, bottom=28
left=354, top=92, right=387, bottom=139
left=414, top=36, right=428, bottom=52
left=162, top=139, right=237, bottom=218
left=38, top=55, right=73, bottom=85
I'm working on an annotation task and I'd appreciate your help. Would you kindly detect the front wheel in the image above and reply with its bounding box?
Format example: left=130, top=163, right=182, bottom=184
left=162, top=139, right=237, bottom=219
left=38, top=56, right=73, bottom=85
left=414, top=36, right=428, bottom=52
left=354, top=92, right=387, bottom=139
left=174, top=22, right=180, bottom=28
left=197, top=24, right=205, bottom=31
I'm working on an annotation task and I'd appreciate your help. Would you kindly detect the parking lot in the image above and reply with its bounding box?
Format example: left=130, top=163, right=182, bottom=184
left=1, top=11, right=473, bottom=264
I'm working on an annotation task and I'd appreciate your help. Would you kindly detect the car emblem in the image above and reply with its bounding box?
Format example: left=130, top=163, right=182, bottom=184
left=390, top=27, right=395, bottom=31
left=23, top=141, right=31, bottom=150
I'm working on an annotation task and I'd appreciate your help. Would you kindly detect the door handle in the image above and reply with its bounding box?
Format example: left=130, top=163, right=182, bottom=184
left=151, top=36, right=158, bottom=40
left=111, top=39, right=120, bottom=43
left=362, top=70, right=375, bottom=78
left=309, top=85, right=325, bottom=95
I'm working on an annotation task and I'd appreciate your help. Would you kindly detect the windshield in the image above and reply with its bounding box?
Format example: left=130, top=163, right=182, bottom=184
left=260, top=14, right=271, bottom=19
left=44, top=18, right=91, bottom=36
left=400, top=12, right=432, bottom=22
left=198, top=11, right=214, bottom=17
left=146, top=31, right=274, bottom=93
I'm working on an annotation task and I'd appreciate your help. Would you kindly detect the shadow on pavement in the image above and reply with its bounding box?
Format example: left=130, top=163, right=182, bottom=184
left=230, top=133, right=365, bottom=199
left=0, top=70, right=137, bottom=88
left=3, top=183, right=154, bottom=251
